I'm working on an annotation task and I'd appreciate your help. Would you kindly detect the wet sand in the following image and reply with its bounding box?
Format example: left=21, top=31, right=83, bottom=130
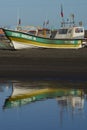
left=0, top=48, right=87, bottom=80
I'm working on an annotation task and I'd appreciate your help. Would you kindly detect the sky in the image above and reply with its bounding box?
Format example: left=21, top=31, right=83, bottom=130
left=0, top=0, right=87, bottom=29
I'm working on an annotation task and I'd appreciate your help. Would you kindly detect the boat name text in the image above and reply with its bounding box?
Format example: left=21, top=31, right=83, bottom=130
left=11, top=32, right=36, bottom=40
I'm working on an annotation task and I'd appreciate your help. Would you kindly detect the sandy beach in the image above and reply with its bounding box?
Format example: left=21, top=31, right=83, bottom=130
left=0, top=47, right=87, bottom=80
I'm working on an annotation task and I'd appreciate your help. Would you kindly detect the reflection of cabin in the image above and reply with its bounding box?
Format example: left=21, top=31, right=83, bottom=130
left=57, top=95, right=84, bottom=110
left=71, top=96, right=84, bottom=109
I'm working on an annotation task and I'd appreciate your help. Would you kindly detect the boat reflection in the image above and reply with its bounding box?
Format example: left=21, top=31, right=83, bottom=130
left=1, top=80, right=86, bottom=111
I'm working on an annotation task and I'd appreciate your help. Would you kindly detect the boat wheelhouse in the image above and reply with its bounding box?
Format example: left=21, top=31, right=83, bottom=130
left=54, top=26, right=84, bottom=39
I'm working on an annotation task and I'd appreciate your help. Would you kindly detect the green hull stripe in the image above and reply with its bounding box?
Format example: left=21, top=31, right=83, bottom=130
left=10, top=37, right=81, bottom=48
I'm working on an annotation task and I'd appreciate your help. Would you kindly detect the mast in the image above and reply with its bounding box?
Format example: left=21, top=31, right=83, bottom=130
left=16, top=8, right=21, bottom=30
left=60, top=4, right=65, bottom=27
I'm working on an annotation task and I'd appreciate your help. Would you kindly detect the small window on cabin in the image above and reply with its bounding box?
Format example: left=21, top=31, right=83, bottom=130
left=75, top=28, right=79, bottom=33
left=80, top=28, right=83, bottom=32
left=75, top=28, right=83, bottom=33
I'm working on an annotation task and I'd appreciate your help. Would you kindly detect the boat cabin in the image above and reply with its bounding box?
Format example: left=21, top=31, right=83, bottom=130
left=54, top=26, right=84, bottom=39
left=28, top=28, right=51, bottom=38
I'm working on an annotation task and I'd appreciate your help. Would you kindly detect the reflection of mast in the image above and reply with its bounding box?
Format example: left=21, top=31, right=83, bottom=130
left=56, top=89, right=84, bottom=126
left=59, top=103, right=63, bottom=127
left=57, top=96, right=68, bottom=126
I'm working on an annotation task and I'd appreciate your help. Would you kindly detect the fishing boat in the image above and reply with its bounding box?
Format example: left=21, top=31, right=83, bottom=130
left=2, top=25, right=85, bottom=50
left=2, top=5, right=87, bottom=50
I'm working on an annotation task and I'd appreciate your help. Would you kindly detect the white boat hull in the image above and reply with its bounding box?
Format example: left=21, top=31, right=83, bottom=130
left=12, top=41, right=38, bottom=49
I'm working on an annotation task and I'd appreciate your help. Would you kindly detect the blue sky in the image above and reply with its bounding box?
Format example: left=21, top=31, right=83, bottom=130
left=0, top=0, right=87, bottom=28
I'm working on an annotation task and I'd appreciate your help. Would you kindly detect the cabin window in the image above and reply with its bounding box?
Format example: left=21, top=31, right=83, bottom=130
left=59, top=29, right=68, bottom=34
left=75, top=28, right=83, bottom=33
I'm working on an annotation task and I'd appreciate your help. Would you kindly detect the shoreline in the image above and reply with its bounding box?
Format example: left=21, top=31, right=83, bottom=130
left=0, top=48, right=87, bottom=80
